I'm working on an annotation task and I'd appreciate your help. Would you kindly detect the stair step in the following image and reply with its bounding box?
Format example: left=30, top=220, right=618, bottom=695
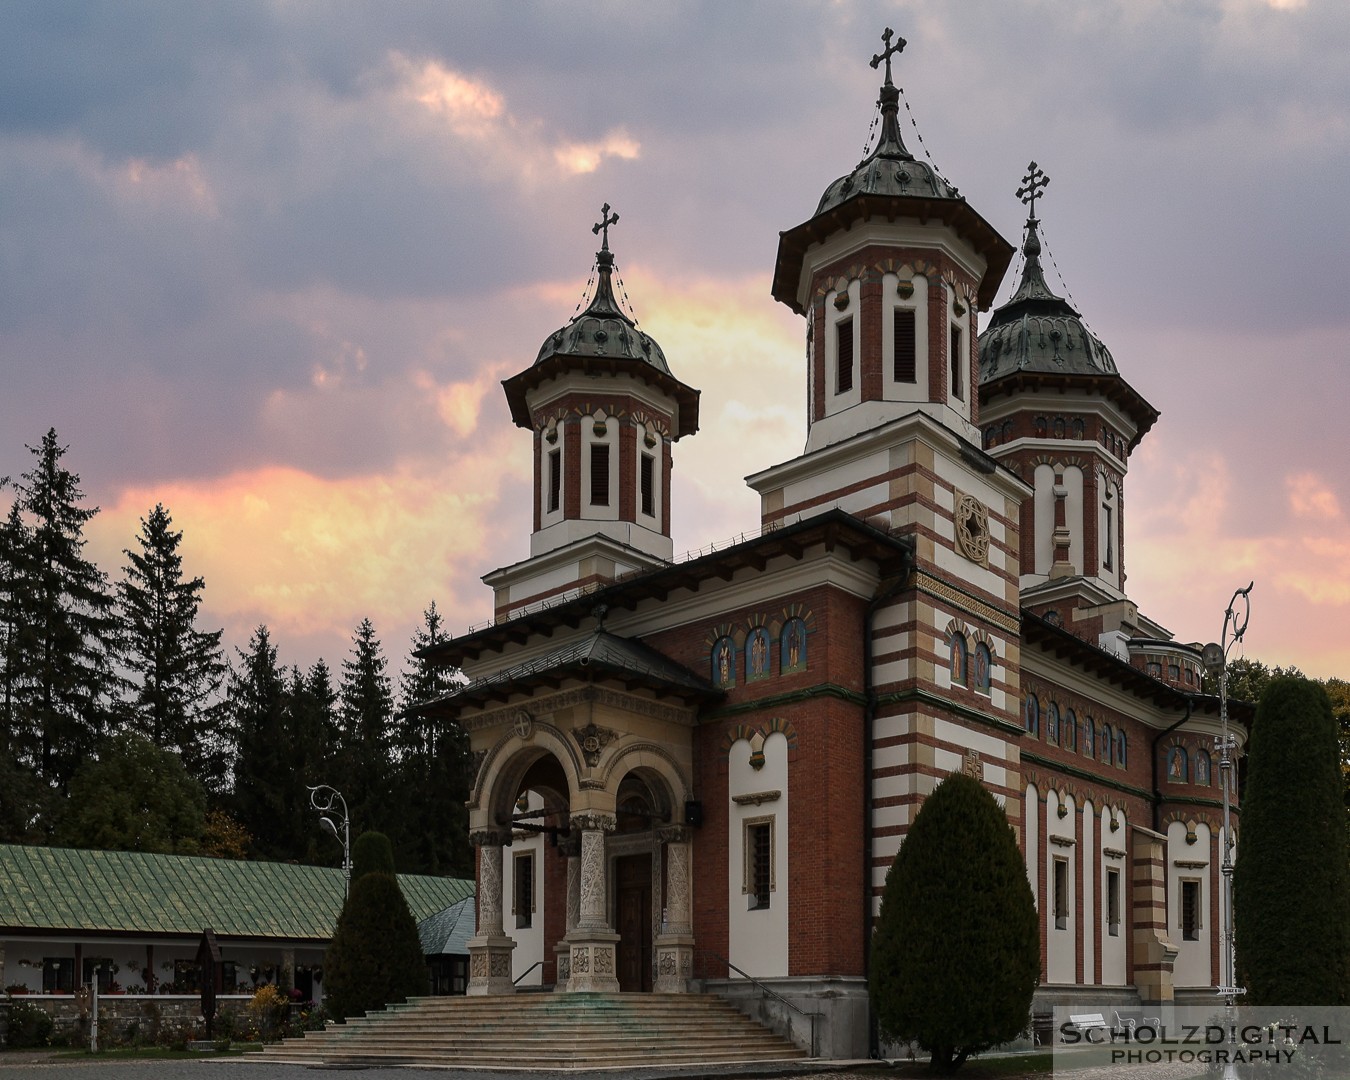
left=261, top=991, right=806, bottom=1067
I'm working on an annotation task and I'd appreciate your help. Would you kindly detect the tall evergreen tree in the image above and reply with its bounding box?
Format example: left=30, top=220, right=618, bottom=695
left=116, top=503, right=228, bottom=790
left=229, top=626, right=293, bottom=858
left=395, top=602, right=472, bottom=876
left=1234, top=675, right=1350, bottom=1005
left=285, top=659, right=342, bottom=863
left=9, top=430, right=118, bottom=793
left=0, top=500, right=32, bottom=762
left=870, top=771, right=1039, bottom=1074
left=338, top=619, right=395, bottom=840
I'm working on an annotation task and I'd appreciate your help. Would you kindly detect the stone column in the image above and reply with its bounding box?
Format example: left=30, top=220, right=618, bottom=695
left=466, top=829, right=517, bottom=996
left=553, top=830, right=581, bottom=989
left=654, top=826, right=694, bottom=992
left=565, top=812, right=620, bottom=992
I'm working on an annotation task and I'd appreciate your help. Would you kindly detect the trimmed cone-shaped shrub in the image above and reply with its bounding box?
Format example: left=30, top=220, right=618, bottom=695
left=1235, top=676, right=1350, bottom=1006
left=324, top=832, right=428, bottom=1020
left=871, top=771, right=1039, bottom=1074
left=352, top=829, right=397, bottom=880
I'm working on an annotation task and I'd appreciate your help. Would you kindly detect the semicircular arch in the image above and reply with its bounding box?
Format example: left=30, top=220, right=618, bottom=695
left=471, top=721, right=584, bottom=824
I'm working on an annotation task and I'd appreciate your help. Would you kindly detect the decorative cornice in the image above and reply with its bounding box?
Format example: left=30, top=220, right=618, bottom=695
left=1021, top=750, right=1152, bottom=801
left=701, top=682, right=865, bottom=720
left=876, top=687, right=1024, bottom=738
left=913, top=571, right=1020, bottom=634
left=1049, top=835, right=1076, bottom=848
left=571, top=812, right=617, bottom=833
left=470, top=828, right=514, bottom=848
left=1173, top=859, right=1208, bottom=870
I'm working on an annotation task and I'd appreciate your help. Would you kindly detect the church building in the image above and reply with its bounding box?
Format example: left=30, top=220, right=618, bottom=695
left=420, top=30, right=1239, bottom=1058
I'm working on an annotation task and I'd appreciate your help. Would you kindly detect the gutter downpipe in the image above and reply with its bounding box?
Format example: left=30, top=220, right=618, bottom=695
left=1151, top=696, right=1193, bottom=833
left=863, top=546, right=913, bottom=1059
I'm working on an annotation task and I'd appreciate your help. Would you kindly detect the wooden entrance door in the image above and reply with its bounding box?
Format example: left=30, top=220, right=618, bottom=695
left=615, top=854, right=652, bottom=992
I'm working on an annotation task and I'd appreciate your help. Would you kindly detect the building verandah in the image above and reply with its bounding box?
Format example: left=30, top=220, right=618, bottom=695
left=432, top=644, right=714, bottom=997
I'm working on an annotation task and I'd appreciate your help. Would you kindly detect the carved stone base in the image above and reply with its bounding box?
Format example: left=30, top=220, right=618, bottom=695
left=564, top=930, right=620, bottom=993
left=466, top=934, right=517, bottom=996
left=653, top=934, right=694, bottom=993
left=554, top=941, right=571, bottom=991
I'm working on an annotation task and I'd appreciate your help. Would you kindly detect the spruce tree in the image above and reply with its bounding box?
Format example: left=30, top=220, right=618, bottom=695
left=284, top=661, right=341, bottom=863
left=394, top=602, right=472, bottom=876
left=337, top=619, right=395, bottom=840
left=870, top=771, right=1039, bottom=1074
left=10, top=430, right=119, bottom=793
left=1234, top=675, right=1350, bottom=1005
left=324, top=831, right=428, bottom=1020
left=116, top=503, right=228, bottom=790
left=0, top=501, right=34, bottom=769
left=229, top=626, right=293, bottom=858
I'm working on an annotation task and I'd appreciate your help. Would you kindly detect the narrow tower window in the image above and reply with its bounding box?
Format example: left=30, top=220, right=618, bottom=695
left=547, top=449, right=561, bottom=513
left=1053, top=858, right=1069, bottom=930
left=590, top=443, right=610, bottom=506
left=1106, top=868, right=1121, bottom=936
left=640, top=453, right=655, bottom=517
left=745, top=819, right=774, bottom=910
left=894, top=308, right=916, bottom=383
left=836, top=319, right=854, bottom=394
left=950, top=324, right=964, bottom=400
left=1180, top=880, right=1200, bottom=940
left=1103, top=501, right=1114, bottom=570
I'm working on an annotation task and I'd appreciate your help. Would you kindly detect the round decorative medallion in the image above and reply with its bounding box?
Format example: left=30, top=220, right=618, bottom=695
left=513, top=709, right=534, bottom=741
left=954, top=492, right=991, bottom=567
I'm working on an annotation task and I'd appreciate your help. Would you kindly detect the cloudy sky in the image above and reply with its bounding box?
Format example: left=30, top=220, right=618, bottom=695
left=2, top=0, right=1346, bottom=680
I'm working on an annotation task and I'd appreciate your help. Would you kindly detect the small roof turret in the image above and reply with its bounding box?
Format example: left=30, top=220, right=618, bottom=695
left=772, top=29, right=1012, bottom=313
left=979, top=163, right=1118, bottom=381
left=815, top=29, right=960, bottom=215
left=503, top=205, right=699, bottom=438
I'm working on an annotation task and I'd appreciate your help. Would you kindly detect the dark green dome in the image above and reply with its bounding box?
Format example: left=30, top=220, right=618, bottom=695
left=978, top=218, right=1117, bottom=383
left=533, top=247, right=670, bottom=373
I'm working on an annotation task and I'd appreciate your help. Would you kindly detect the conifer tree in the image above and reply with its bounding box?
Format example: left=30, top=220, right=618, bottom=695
left=338, top=619, right=395, bottom=840
left=0, top=501, right=32, bottom=762
left=229, top=626, right=293, bottom=858
left=1234, top=676, right=1350, bottom=1005
left=395, top=602, right=472, bottom=876
left=284, top=660, right=342, bottom=863
left=9, top=430, right=118, bottom=792
left=323, top=830, right=427, bottom=1020
left=871, top=771, right=1039, bottom=1074
left=117, top=503, right=228, bottom=790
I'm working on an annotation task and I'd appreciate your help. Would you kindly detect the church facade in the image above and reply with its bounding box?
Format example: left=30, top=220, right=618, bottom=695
left=421, top=32, right=1239, bottom=1058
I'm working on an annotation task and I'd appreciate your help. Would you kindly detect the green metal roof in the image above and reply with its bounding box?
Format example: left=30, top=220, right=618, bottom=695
left=417, top=895, right=475, bottom=957
left=0, top=844, right=472, bottom=942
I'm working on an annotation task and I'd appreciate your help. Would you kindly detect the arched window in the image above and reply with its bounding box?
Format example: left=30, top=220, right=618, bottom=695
left=949, top=633, right=969, bottom=686
left=974, top=642, right=992, bottom=693
left=1116, top=729, right=1128, bottom=768
left=1167, top=746, right=1188, bottom=783
left=711, top=637, right=736, bottom=689
left=1195, top=749, right=1212, bottom=787
left=1063, top=709, right=1078, bottom=751
left=1101, top=724, right=1114, bottom=765
left=1047, top=703, right=1060, bottom=744
left=780, top=618, right=807, bottom=673
left=1083, top=717, right=1096, bottom=758
left=745, top=627, right=771, bottom=682
left=1025, top=694, right=1040, bottom=736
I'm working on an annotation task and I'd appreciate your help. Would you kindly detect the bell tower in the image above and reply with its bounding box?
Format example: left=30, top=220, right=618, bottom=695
left=488, top=206, right=701, bottom=621
left=977, top=164, right=1159, bottom=647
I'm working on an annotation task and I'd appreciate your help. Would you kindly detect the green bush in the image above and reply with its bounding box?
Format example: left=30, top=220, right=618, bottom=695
left=870, top=771, right=1040, bottom=1074
left=324, top=832, right=428, bottom=1020
left=6, top=997, right=55, bottom=1048
left=1235, top=676, right=1350, bottom=1006
left=352, top=830, right=396, bottom=880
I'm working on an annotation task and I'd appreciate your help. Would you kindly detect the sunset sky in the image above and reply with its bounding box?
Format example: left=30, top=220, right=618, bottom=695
left=2, top=1, right=1347, bottom=681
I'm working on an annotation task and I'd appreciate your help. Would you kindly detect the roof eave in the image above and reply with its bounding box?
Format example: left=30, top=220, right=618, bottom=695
left=772, top=194, right=1015, bottom=314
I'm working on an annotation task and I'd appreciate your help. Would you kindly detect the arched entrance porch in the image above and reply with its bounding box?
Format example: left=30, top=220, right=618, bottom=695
left=464, top=711, right=695, bottom=996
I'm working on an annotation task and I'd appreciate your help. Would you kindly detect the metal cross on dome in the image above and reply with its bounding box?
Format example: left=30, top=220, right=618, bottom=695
left=592, top=202, right=619, bottom=252
left=870, top=27, right=907, bottom=86
left=1016, top=161, right=1050, bottom=218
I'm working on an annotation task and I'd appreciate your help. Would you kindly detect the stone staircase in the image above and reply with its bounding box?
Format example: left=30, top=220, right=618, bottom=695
left=261, top=991, right=809, bottom=1068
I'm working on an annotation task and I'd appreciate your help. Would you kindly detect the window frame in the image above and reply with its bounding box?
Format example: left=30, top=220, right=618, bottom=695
left=743, top=816, right=775, bottom=911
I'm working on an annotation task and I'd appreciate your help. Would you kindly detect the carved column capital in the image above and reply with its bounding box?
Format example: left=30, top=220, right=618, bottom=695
left=570, top=812, right=616, bottom=834
left=657, top=825, right=692, bottom=845
left=470, top=827, right=514, bottom=848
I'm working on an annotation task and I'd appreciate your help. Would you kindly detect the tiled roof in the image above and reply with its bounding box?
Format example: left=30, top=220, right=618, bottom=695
left=417, top=896, right=476, bottom=956
left=0, top=844, right=472, bottom=942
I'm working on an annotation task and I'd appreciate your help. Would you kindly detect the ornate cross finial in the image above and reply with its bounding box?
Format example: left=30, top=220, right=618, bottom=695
left=870, top=27, right=907, bottom=86
left=592, top=202, right=619, bottom=252
left=1016, top=161, right=1050, bottom=219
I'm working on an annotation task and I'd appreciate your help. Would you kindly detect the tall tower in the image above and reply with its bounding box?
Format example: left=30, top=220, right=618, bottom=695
left=977, top=165, right=1159, bottom=650
left=489, top=206, right=701, bottom=621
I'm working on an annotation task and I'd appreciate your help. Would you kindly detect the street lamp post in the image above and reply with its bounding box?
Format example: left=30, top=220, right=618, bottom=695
left=1202, top=582, right=1253, bottom=1080
left=307, top=784, right=352, bottom=897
